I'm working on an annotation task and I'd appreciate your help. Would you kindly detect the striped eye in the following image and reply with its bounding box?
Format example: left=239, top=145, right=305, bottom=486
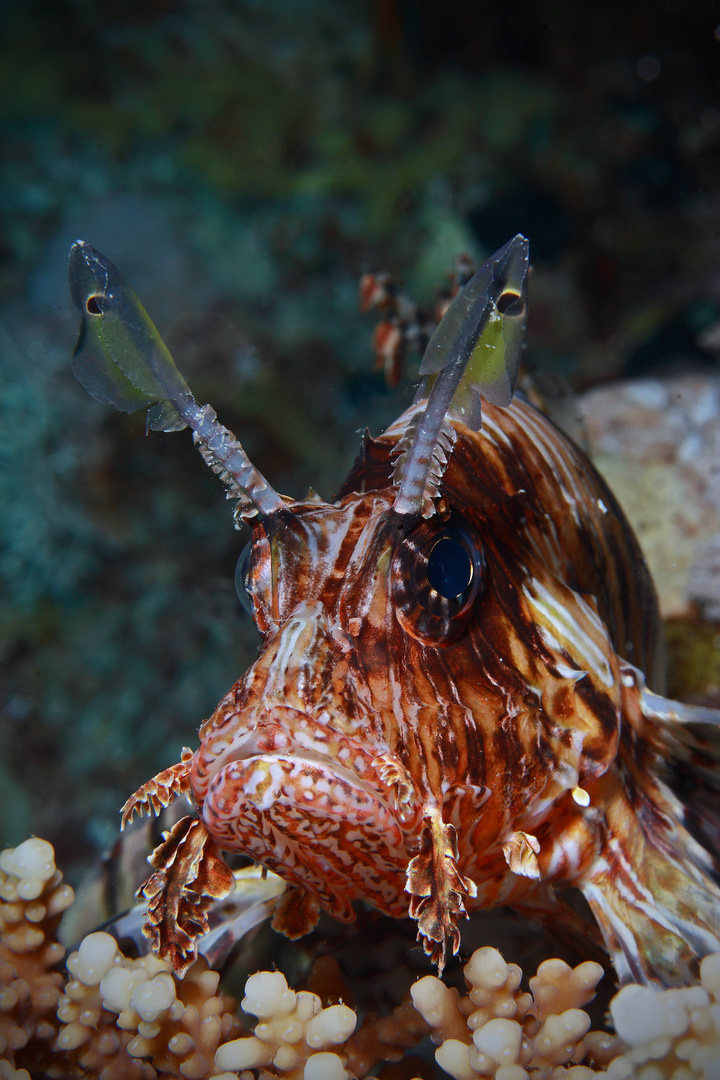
left=233, top=527, right=274, bottom=636
left=391, top=519, right=485, bottom=644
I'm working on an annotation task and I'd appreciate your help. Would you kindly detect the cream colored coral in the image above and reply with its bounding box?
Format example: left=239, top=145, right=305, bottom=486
left=464, top=947, right=536, bottom=1029
left=0, top=838, right=74, bottom=1076
left=56, top=931, right=160, bottom=1078
left=215, top=969, right=356, bottom=1080
left=6, top=837, right=720, bottom=1080
left=411, top=946, right=606, bottom=1080
left=57, top=930, right=241, bottom=1078
left=412, top=946, right=720, bottom=1079
left=597, top=952, right=720, bottom=1078
left=0, top=1063, right=31, bottom=1080
left=529, top=960, right=605, bottom=1024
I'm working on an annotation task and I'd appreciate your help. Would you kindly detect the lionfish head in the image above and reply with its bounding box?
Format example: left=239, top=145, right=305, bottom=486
left=71, top=236, right=720, bottom=986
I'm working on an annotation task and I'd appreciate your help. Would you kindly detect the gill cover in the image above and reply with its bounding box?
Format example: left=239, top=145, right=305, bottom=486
left=69, top=241, right=284, bottom=519
left=393, top=235, right=529, bottom=517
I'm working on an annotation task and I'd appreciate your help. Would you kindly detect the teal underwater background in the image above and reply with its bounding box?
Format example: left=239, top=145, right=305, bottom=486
left=0, top=0, right=719, bottom=884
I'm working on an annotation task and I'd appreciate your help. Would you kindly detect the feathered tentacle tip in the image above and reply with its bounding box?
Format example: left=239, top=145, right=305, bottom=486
left=119, top=751, right=236, bottom=974
left=120, top=747, right=195, bottom=828
left=405, top=811, right=477, bottom=974
left=139, top=816, right=235, bottom=975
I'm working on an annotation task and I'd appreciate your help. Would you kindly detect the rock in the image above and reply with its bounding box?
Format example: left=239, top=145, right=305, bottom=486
left=581, top=374, right=720, bottom=621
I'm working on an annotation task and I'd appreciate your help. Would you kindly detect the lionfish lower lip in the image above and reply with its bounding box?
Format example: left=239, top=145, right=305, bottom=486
left=204, top=711, right=391, bottom=794
left=205, top=742, right=421, bottom=834
left=228, top=746, right=388, bottom=801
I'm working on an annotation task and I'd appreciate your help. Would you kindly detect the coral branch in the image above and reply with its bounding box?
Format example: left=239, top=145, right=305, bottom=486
left=0, top=839, right=74, bottom=1077
left=3, top=838, right=720, bottom=1079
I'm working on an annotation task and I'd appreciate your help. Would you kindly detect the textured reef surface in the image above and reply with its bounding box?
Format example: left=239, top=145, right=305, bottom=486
left=4, top=837, right=720, bottom=1079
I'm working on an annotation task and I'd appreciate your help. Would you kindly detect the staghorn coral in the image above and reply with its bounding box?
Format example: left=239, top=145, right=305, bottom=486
left=410, top=945, right=720, bottom=1078
left=2, top=839, right=720, bottom=1079
left=599, top=955, right=720, bottom=1078
left=0, top=837, right=74, bottom=1077
left=56, top=931, right=242, bottom=1079
left=412, top=946, right=609, bottom=1079
left=214, top=969, right=357, bottom=1080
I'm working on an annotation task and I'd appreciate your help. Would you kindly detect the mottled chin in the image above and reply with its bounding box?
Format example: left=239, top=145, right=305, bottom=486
left=194, top=717, right=423, bottom=924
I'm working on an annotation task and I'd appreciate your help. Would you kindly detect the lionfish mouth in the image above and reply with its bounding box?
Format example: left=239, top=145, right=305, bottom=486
left=195, top=704, right=417, bottom=822
left=196, top=704, right=422, bottom=926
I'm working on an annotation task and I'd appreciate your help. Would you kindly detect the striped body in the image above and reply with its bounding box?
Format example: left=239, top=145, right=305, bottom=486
left=167, top=397, right=718, bottom=985
left=70, top=239, right=720, bottom=986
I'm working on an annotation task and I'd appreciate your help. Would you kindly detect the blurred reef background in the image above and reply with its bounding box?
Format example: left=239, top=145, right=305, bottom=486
left=1, top=0, right=719, bottom=884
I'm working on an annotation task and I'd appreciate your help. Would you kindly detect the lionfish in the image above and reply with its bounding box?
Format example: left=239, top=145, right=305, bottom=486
left=69, top=236, right=720, bottom=987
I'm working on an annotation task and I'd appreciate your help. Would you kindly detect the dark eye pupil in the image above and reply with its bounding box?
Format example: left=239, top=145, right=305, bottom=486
left=86, top=295, right=104, bottom=315
left=427, top=537, right=473, bottom=598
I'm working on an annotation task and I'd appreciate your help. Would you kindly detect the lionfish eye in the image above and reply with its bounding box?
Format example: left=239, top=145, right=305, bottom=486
left=427, top=536, right=474, bottom=598
left=391, top=519, right=485, bottom=644
left=235, top=541, right=254, bottom=618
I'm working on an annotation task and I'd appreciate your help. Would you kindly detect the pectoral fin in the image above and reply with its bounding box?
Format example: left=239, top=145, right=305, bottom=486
left=579, top=763, right=720, bottom=986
